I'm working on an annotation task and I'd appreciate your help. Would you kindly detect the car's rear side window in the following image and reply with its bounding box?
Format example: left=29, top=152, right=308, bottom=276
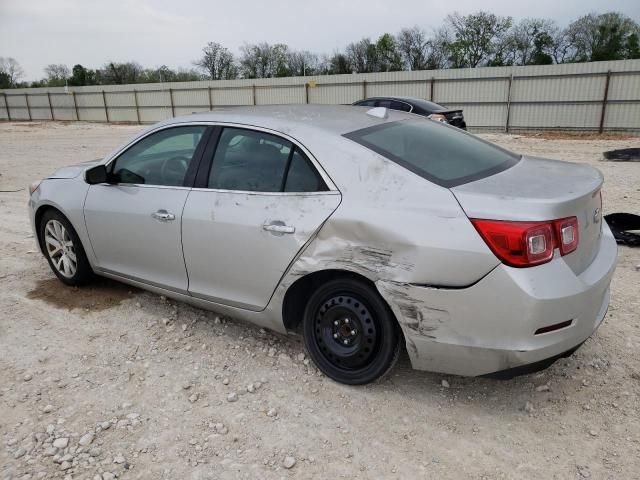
left=344, top=119, right=520, bottom=187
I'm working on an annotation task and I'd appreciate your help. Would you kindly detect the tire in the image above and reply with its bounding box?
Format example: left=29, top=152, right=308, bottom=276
left=302, top=278, right=401, bottom=385
left=39, top=209, right=93, bottom=286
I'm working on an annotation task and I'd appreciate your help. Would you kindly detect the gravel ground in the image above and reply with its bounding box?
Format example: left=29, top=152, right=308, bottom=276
left=0, top=122, right=639, bottom=480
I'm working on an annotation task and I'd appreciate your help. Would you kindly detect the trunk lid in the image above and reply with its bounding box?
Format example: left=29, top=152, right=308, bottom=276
left=452, top=156, right=604, bottom=275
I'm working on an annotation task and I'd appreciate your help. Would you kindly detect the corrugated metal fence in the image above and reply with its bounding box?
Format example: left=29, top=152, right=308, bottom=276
left=1, top=59, right=639, bottom=133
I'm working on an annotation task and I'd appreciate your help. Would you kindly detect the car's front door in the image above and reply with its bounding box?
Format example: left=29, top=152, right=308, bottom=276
left=84, top=125, right=210, bottom=293
left=181, top=126, right=341, bottom=310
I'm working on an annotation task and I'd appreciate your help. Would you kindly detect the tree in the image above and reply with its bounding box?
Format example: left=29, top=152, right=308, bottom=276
left=239, top=43, right=289, bottom=78
left=567, top=12, right=640, bottom=62
left=445, top=11, right=513, bottom=67
left=194, top=42, right=237, bottom=80
left=397, top=27, right=429, bottom=71
left=44, top=64, right=70, bottom=83
left=97, top=62, right=144, bottom=84
left=346, top=38, right=379, bottom=73
left=0, top=57, right=25, bottom=87
left=376, top=33, right=403, bottom=72
left=497, top=19, right=557, bottom=66
left=325, top=52, right=352, bottom=74
left=68, top=64, right=97, bottom=86
left=287, top=50, right=318, bottom=76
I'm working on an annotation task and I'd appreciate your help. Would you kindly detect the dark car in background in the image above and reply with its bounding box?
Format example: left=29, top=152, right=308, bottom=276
left=352, top=96, right=467, bottom=129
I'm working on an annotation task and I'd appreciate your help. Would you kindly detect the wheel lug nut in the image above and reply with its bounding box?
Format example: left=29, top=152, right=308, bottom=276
left=333, top=333, right=338, bottom=339
left=334, top=320, right=339, bottom=326
left=350, top=330, right=356, bottom=335
left=343, top=340, right=348, bottom=345
left=345, top=318, right=350, bottom=323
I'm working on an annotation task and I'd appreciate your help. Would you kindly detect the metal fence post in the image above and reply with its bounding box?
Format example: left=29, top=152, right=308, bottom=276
left=133, top=89, right=141, bottom=124
left=72, top=91, right=80, bottom=121
left=599, top=70, right=611, bottom=134
left=3, top=92, right=11, bottom=121
left=305, top=83, right=309, bottom=104
left=101, top=90, right=109, bottom=122
left=47, top=92, right=54, bottom=120
left=25, top=93, right=32, bottom=121
left=252, top=84, right=256, bottom=105
left=505, top=74, right=514, bottom=133
left=208, top=86, right=213, bottom=110
left=430, top=77, right=435, bottom=101
left=169, top=88, right=175, bottom=117
left=362, top=80, right=367, bottom=99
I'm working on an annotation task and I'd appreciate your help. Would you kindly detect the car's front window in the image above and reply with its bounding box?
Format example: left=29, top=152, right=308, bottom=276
left=111, top=126, right=206, bottom=186
left=344, top=119, right=520, bottom=187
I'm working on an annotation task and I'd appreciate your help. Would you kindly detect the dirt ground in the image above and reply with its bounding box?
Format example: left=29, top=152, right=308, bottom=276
left=1, top=121, right=639, bottom=480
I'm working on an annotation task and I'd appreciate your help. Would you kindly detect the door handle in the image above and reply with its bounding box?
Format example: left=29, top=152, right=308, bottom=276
left=152, top=209, right=175, bottom=222
left=263, top=222, right=295, bottom=234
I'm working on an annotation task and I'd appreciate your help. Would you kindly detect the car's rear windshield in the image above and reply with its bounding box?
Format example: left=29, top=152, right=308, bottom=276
left=344, top=119, right=520, bottom=187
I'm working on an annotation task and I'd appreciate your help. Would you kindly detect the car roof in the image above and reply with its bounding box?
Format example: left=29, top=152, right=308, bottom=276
left=356, top=96, right=447, bottom=112
left=161, top=104, right=415, bottom=136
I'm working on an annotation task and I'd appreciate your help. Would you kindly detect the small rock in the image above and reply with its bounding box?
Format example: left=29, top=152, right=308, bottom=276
left=283, top=456, right=296, bottom=469
left=589, top=429, right=598, bottom=437
left=43, top=404, right=54, bottom=413
left=102, top=473, right=116, bottom=480
left=189, top=393, right=199, bottom=403
left=182, top=383, right=191, bottom=390
left=113, top=454, right=126, bottom=464
left=60, top=461, right=72, bottom=470
left=79, top=432, right=95, bottom=446
left=100, top=421, right=111, bottom=430
left=13, top=448, right=26, bottom=459
left=222, top=378, right=230, bottom=385
left=23, top=373, right=33, bottom=382
left=441, top=379, right=450, bottom=388
left=246, top=383, right=255, bottom=393
left=266, top=408, right=277, bottom=417
left=523, top=401, right=535, bottom=414
left=53, top=438, right=69, bottom=449
left=296, top=353, right=305, bottom=362
left=227, top=392, right=238, bottom=402
left=182, top=324, right=188, bottom=331
left=535, top=385, right=550, bottom=392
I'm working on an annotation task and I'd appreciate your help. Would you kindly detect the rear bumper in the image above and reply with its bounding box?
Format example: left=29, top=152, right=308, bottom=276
left=377, top=223, right=617, bottom=377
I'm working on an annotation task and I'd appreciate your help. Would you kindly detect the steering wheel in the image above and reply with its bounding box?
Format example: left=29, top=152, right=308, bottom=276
left=160, top=156, right=189, bottom=184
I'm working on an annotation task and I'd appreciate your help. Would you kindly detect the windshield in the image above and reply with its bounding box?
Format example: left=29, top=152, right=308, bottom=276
left=344, top=119, right=520, bottom=187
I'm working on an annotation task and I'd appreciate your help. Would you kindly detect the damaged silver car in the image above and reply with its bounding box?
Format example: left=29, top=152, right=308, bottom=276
left=28, top=105, right=617, bottom=384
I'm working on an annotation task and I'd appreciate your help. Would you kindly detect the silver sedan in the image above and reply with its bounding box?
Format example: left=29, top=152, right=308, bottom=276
left=28, top=105, right=617, bottom=384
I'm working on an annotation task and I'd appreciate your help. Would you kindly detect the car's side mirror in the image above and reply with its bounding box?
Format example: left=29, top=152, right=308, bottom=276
left=85, top=164, right=109, bottom=184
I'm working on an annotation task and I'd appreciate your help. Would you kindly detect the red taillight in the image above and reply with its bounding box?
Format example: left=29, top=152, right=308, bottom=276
left=471, top=216, right=579, bottom=268
left=554, top=216, right=579, bottom=255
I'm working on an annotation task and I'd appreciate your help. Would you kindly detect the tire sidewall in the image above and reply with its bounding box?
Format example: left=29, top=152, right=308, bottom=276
left=39, top=210, right=92, bottom=286
left=303, top=278, right=400, bottom=385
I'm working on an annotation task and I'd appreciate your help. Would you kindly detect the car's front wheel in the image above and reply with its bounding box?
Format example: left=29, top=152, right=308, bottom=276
left=302, top=278, right=401, bottom=385
left=39, top=209, right=93, bottom=286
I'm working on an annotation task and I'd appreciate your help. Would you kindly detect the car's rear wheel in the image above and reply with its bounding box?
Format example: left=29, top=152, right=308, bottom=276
left=302, top=278, right=401, bottom=385
left=39, top=210, right=93, bottom=286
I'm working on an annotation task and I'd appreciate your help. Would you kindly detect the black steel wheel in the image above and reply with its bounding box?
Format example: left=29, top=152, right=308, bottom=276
left=303, top=278, right=401, bottom=385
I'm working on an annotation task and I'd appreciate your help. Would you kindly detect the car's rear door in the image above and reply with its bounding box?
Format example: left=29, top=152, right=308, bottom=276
left=84, top=125, right=211, bottom=293
left=181, top=126, right=341, bottom=311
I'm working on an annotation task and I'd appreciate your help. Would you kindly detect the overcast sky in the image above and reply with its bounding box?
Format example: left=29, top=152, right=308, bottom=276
left=1, top=0, right=639, bottom=81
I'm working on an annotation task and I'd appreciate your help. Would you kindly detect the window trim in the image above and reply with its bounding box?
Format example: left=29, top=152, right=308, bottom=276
left=104, top=123, right=213, bottom=189
left=343, top=119, right=521, bottom=188
left=354, top=98, right=414, bottom=113
left=193, top=123, right=337, bottom=194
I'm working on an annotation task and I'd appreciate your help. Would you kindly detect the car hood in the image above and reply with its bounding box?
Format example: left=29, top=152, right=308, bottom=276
left=48, top=158, right=103, bottom=179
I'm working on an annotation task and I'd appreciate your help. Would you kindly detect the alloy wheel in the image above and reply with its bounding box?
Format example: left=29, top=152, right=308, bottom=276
left=44, top=219, right=77, bottom=278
